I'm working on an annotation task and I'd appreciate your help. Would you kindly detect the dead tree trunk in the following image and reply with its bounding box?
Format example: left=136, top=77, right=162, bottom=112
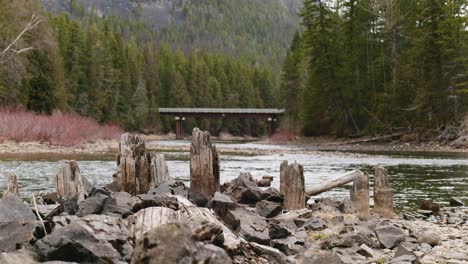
left=351, top=172, right=370, bottom=219
left=117, top=133, right=152, bottom=195
left=280, top=161, right=305, bottom=211
left=306, top=170, right=363, bottom=196
left=150, top=154, right=171, bottom=188
left=373, top=166, right=394, bottom=218
left=2, top=174, right=19, bottom=198
left=190, top=128, right=220, bottom=197
left=56, top=160, right=86, bottom=202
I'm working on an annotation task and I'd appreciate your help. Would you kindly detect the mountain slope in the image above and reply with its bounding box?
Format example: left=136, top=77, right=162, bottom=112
left=40, top=0, right=302, bottom=66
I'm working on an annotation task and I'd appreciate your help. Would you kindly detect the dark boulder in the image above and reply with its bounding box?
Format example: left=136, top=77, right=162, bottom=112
left=303, top=217, right=327, bottom=231
left=375, top=225, right=405, bottom=249
left=256, top=200, right=282, bottom=218
left=269, top=221, right=292, bottom=239
left=134, top=193, right=180, bottom=212
left=102, top=192, right=140, bottom=217
left=35, top=223, right=123, bottom=263
left=147, top=180, right=188, bottom=197
left=0, top=196, right=37, bottom=252
left=76, top=193, right=108, bottom=217
left=449, top=197, right=464, bottom=207
left=206, top=192, right=237, bottom=218
left=188, top=191, right=209, bottom=207
left=261, top=187, right=284, bottom=203
left=224, top=173, right=263, bottom=204
left=131, top=223, right=232, bottom=264
left=224, top=207, right=270, bottom=245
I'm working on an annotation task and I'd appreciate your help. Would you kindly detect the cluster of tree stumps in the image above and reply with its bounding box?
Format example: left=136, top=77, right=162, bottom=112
left=7, top=128, right=467, bottom=264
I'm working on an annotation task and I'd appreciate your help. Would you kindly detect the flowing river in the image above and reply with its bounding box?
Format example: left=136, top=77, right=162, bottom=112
left=0, top=140, right=467, bottom=209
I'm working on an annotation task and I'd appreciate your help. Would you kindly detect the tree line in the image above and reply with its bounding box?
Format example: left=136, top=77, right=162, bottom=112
left=0, top=0, right=279, bottom=136
left=281, top=0, right=467, bottom=137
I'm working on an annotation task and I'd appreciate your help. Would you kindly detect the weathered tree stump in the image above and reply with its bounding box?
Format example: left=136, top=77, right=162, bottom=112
left=189, top=128, right=220, bottom=198
left=280, top=161, right=305, bottom=211
left=373, top=166, right=394, bottom=218
left=56, top=160, right=87, bottom=202
left=2, top=173, right=19, bottom=198
left=150, top=154, right=171, bottom=188
left=117, top=133, right=152, bottom=195
left=350, top=172, right=370, bottom=219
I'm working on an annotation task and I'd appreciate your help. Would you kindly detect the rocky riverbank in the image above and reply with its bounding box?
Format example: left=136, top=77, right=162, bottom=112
left=1, top=172, right=466, bottom=264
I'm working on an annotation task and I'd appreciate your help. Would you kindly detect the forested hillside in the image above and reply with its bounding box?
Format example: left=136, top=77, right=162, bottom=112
left=40, top=0, right=302, bottom=67
left=0, top=0, right=282, bottom=135
left=281, top=0, right=468, bottom=139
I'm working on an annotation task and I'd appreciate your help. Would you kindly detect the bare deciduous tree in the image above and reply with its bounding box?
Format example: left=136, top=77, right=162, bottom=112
left=1, top=13, right=42, bottom=57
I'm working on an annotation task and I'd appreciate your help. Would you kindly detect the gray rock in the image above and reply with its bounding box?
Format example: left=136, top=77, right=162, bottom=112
left=35, top=223, right=123, bottom=263
left=206, top=192, right=237, bottom=218
left=375, top=225, right=405, bottom=249
left=388, top=254, right=417, bottom=264
left=147, top=181, right=188, bottom=197
left=135, top=193, right=180, bottom=212
left=308, top=253, right=344, bottom=264
left=339, top=199, right=356, bottom=214
left=357, top=244, right=374, bottom=258
left=303, top=217, right=327, bottom=231
left=188, top=191, right=209, bottom=207
left=250, top=242, right=289, bottom=264
left=131, top=223, right=232, bottom=264
left=334, top=248, right=367, bottom=264
left=257, top=179, right=272, bottom=187
left=225, top=207, right=270, bottom=245
left=449, top=197, right=464, bottom=207
left=102, top=192, right=140, bottom=217
left=269, top=221, right=292, bottom=239
left=224, top=173, right=264, bottom=204
left=261, top=187, right=284, bottom=203
left=271, top=236, right=305, bottom=256
left=0, top=196, right=37, bottom=252
left=321, top=235, right=353, bottom=249
left=416, top=209, right=433, bottom=217
left=0, top=249, right=39, bottom=264
left=446, top=217, right=462, bottom=224
left=76, top=193, right=108, bottom=217
left=256, top=200, right=282, bottom=218
left=394, top=243, right=416, bottom=258
left=416, top=231, right=440, bottom=247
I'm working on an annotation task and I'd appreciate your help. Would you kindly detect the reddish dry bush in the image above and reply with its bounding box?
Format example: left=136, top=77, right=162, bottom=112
left=0, top=108, right=123, bottom=145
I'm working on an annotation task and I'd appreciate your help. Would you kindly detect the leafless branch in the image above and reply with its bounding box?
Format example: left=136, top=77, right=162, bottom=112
left=1, top=13, right=42, bottom=55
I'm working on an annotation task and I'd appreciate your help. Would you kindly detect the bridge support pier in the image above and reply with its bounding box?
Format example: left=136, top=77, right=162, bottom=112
left=175, top=117, right=185, bottom=140
left=267, top=117, right=277, bottom=138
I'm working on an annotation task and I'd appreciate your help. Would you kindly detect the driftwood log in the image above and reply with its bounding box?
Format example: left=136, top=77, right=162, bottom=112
left=306, top=170, right=364, bottom=197
left=2, top=173, right=19, bottom=198
left=280, top=161, right=305, bottom=210
left=373, top=166, right=394, bottom=218
left=150, top=154, right=171, bottom=188
left=117, top=133, right=152, bottom=195
left=56, top=160, right=87, bottom=202
left=351, top=172, right=370, bottom=219
left=190, top=128, right=220, bottom=197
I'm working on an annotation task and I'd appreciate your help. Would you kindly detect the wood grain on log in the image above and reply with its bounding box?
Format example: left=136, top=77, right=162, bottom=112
left=117, top=133, right=152, bottom=195
left=351, top=172, right=370, bottom=219
left=55, top=160, right=87, bottom=202
left=306, top=170, right=363, bottom=197
left=373, top=166, right=394, bottom=218
left=2, top=174, right=19, bottom=198
left=190, top=128, right=220, bottom=197
left=150, top=154, right=171, bottom=188
left=280, top=161, right=305, bottom=210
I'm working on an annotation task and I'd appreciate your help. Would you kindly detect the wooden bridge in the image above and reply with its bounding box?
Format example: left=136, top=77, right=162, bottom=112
left=158, top=108, right=285, bottom=140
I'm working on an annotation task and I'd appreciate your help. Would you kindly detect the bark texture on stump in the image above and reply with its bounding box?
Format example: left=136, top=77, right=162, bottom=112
left=280, top=161, right=305, bottom=211
left=190, top=128, right=220, bottom=198
left=373, top=166, right=394, bottom=218
left=351, top=172, right=370, bottom=219
left=150, top=154, right=171, bottom=188
left=117, top=133, right=152, bottom=195
left=2, top=174, right=19, bottom=198
left=56, top=160, right=87, bottom=202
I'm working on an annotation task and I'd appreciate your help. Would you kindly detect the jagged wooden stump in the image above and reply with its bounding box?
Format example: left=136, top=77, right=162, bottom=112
left=351, top=172, right=370, bottom=219
left=56, top=160, right=87, bottom=202
left=190, top=128, right=220, bottom=197
left=117, top=133, right=152, bottom=195
left=2, top=174, right=19, bottom=198
left=280, top=161, right=305, bottom=211
left=374, top=166, right=394, bottom=218
left=150, top=154, right=171, bottom=188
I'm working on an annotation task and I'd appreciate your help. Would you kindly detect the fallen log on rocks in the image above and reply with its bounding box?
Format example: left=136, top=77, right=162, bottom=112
left=190, top=128, right=220, bottom=198
left=306, top=170, right=364, bottom=197
left=280, top=161, right=305, bottom=210
left=55, top=160, right=87, bottom=202
left=2, top=174, right=19, bottom=198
